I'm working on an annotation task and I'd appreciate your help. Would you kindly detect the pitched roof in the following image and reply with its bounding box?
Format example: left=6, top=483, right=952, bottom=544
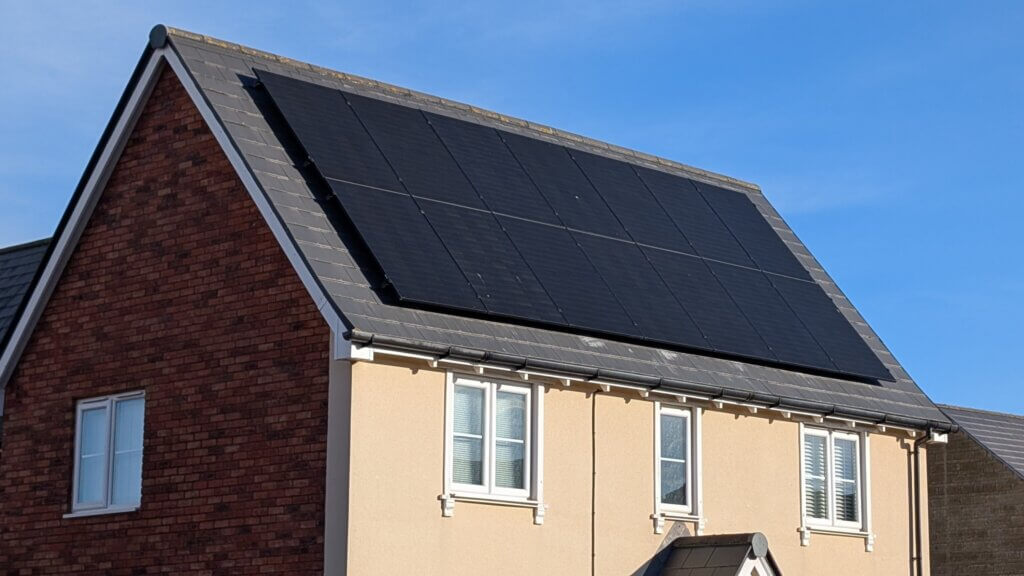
left=158, top=26, right=948, bottom=429
left=940, top=404, right=1024, bottom=479
left=0, top=239, right=49, bottom=348
left=645, top=533, right=782, bottom=576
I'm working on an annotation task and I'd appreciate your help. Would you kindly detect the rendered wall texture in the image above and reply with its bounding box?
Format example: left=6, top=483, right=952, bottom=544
left=346, top=360, right=929, bottom=576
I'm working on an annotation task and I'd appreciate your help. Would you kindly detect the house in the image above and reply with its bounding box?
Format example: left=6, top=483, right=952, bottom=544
left=928, top=405, right=1024, bottom=575
left=0, top=25, right=954, bottom=575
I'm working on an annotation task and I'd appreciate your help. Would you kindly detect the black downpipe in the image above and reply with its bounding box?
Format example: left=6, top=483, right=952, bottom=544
left=590, top=390, right=600, bottom=576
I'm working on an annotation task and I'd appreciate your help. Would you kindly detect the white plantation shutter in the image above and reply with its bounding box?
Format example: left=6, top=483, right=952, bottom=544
left=803, top=432, right=829, bottom=521
left=76, top=406, right=110, bottom=506
left=111, top=397, right=145, bottom=506
left=833, top=435, right=859, bottom=523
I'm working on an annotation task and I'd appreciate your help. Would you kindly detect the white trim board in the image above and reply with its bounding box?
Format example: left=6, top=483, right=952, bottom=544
left=0, top=46, right=350, bottom=394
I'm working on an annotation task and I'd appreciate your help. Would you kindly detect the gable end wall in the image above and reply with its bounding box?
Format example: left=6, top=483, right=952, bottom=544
left=928, top=431, right=1024, bottom=575
left=0, top=68, right=330, bottom=573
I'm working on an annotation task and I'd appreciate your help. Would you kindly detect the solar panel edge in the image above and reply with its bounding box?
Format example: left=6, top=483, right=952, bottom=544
left=258, top=70, right=894, bottom=383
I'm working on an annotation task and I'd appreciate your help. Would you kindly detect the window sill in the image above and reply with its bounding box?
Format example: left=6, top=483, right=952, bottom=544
left=439, top=493, right=546, bottom=524
left=63, top=506, right=139, bottom=519
left=799, top=524, right=874, bottom=551
left=651, top=511, right=705, bottom=535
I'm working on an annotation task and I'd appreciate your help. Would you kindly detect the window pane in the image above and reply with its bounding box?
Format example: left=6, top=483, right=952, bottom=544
left=453, top=436, right=483, bottom=485
left=454, top=386, right=484, bottom=435
left=836, top=480, right=859, bottom=522
left=495, top=440, right=525, bottom=489
left=111, top=398, right=144, bottom=506
left=834, top=437, right=857, bottom=482
left=803, top=434, right=826, bottom=478
left=77, top=407, right=108, bottom=504
left=496, top=391, right=526, bottom=440
left=660, top=413, right=687, bottom=460
left=805, top=477, right=828, bottom=519
left=660, top=460, right=688, bottom=506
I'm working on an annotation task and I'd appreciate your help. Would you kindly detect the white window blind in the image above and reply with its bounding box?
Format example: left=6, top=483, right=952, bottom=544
left=803, top=432, right=828, bottom=520
left=448, top=376, right=533, bottom=499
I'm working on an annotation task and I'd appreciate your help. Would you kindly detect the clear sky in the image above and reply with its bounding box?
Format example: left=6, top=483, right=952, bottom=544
left=2, top=1, right=1022, bottom=413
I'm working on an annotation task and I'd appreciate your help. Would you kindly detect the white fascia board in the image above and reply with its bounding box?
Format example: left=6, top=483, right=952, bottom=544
left=0, top=46, right=353, bottom=394
left=0, top=51, right=167, bottom=391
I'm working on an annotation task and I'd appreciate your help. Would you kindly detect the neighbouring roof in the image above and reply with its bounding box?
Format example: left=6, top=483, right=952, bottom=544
left=158, top=26, right=949, bottom=429
left=940, top=404, right=1024, bottom=480
left=0, top=239, right=49, bottom=349
left=645, top=533, right=782, bottom=576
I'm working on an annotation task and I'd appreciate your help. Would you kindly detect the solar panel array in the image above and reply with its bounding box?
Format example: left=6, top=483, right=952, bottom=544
left=256, top=70, right=891, bottom=381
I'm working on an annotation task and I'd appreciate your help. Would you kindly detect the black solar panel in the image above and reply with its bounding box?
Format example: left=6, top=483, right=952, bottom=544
left=420, top=200, right=566, bottom=324
left=328, top=180, right=485, bottom=312
left=258, top=70, right=400, bottom=191
left=571, top=150, right=695, bottom=255
left=695, top=181, right=811, bottom=280
left=426, top=112, right=560, bottom=225
left=637, top=167, right=755, bottom=267
left=502, top=133, right=629, bottom=239
left=257, top=69, right=892, bottom=382
left=499, top=217, right=639, bottom=336
left=708, top=262, right=834, bottom=370
left=576, top=234, right=705, bottom=348
left=344, top=92, right=486, bottom=209
left=644, top=247, right=772, bottom=360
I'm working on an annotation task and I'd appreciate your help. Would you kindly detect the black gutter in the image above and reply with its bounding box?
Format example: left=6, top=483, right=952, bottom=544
left=347, top=330, right=955, bottom=433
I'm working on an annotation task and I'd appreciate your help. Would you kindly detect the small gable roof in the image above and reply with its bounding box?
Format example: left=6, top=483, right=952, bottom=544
left=645, top=533, right=782, bottom=576
left=940, top=404, right=1024, bottom=479
left=0, top=239, right=49, bottom=349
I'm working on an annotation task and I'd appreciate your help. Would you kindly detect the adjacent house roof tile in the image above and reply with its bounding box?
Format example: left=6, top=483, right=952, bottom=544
left=940, top=404, right=1024, bottom=479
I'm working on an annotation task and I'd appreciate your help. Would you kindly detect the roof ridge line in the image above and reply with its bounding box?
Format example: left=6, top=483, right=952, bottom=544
left=0, top=237, right=50, bottom=256
left=940, top=403, right=1024, bottom=419
left=161, top=25, right=762, bottom=195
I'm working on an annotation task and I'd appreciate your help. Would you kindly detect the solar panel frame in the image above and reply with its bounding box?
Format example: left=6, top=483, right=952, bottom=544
left=343, top=91, right=487, bottom=209
left=575, top=234, right=706, bottom=348
left=258, top=70, right=893, bottom=382
left=328, top=180, right=486, bottom=313
left=499, top=216, right=641, bottom=337
left=256, top=70, right=402, bottom=191
left=501, top=132, right=629, bottom=239
left=419, top=200, right=567, bottom=325
left=637, top=166, right=756, bottom=268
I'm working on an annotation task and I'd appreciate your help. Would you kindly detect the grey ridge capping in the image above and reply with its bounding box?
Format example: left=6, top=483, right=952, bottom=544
left=0, top=239, right=50, bottom=349
left=940, top=404, right=1024, bottom=479
left=155, top=26, right=948, bottom=430
left=644, top=533, right=782, bottom=576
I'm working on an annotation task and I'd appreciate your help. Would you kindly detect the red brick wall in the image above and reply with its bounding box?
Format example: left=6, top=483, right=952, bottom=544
left=0, top=68, right=330, bottom=573
left=928, top=432, right=1024, bottom=575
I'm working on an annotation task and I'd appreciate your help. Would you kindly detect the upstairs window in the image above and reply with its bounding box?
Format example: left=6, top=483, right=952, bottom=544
left=71, top=391, right=145, bottom=514
left=447, top=375, right=533, bottom=498
left=658, top=406, right=692, bottom=510
left=802, top=427, right=865, bottom=530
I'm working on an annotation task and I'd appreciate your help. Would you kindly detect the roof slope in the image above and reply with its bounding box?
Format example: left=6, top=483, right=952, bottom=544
left=160, top=26, right=947, bottom=428
left=0, top=239, right=49, bottom=347
left=940, top=404, right=1024, bottom=479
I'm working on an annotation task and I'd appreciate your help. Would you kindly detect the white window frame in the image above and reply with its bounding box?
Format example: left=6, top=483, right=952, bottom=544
left=652, top=401, right=703, bottom=534
left=442, top=373, right=545, bottom=523
left=69, top=390, right=145, bottom=516
left=799, top=424, right=873, bottom=548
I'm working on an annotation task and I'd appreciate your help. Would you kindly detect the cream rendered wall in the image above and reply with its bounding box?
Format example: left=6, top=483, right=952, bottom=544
left=345, top=360, right=927, bottom=576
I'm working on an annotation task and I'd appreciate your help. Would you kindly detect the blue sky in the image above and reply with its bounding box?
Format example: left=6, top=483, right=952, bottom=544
left=2, top=1, right=1022, bottom=413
